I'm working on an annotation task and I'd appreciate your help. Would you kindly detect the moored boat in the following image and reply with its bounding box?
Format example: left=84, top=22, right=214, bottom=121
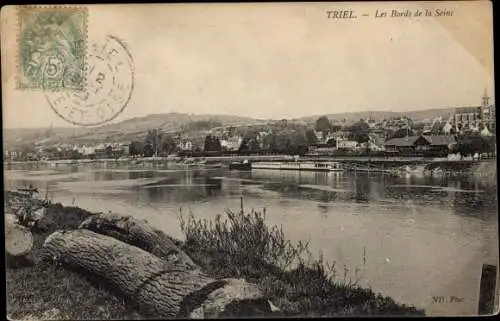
left=229, top=160, right=252, bottom=171
left=180, top=157, right=207, bottom=168
left=252, top=161, right=344, bottom=172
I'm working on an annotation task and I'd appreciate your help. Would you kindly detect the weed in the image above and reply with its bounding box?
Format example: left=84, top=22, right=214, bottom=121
left=179, top=208, right=425, bottom=316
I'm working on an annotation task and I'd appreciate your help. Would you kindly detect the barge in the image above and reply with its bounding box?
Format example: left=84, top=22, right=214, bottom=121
left=252, top=161, right=344, bottom=172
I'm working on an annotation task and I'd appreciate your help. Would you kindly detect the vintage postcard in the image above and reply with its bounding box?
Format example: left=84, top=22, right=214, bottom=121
left=2, top=1, right=498, bottom=319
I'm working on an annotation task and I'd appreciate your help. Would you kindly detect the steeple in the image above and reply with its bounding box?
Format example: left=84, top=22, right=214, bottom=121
left=45, top=122, right=54, bottom=137
left=482, top=88, right=490, bottom=107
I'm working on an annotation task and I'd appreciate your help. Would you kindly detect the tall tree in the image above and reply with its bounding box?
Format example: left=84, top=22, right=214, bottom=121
left=315, top=116, right=332, bottom=136
left=145, top=129, right=163, bottom=156
left=238, top=139, right=250, bottom=154
left=105, top=145, right=113, bottom=158
left=239, top=130, right=260, bottom=151
left=129, top=141, right=144, bottom=157
left=281, top=129, right=309, bottom=155
left=273, top=132, right=291, bottom=153
left=348, top=120, right=370, bottom=143
left=161, top=135, right=177, bottom=155
left=262, top=133, right=277, bottom=152
left=305, top=130, right=318, bottom=145
left=204, top=135, right=222, bottom=152
left=204, top=135, right=212, bottom=152
left=213, top=137, right=222, bottom=151
left=143, top=143, right=154, bottom=157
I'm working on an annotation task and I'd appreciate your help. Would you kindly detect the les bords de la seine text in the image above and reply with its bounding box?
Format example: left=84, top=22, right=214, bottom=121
left=327, top=8, right=454, bottom=19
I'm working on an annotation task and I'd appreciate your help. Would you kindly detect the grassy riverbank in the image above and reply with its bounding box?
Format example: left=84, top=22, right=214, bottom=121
left=6, top=202, right=425, bottom=319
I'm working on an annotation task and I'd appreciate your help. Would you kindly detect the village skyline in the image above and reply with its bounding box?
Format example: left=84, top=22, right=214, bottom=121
left=4, top=92, right=496, bottom=130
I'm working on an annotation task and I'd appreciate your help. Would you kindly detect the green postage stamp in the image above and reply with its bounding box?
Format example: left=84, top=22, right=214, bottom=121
left=17, top=6, right=88, bottom=91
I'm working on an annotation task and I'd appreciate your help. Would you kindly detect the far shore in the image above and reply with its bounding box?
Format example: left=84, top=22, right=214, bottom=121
left=4, top=154, right=496, bottom=166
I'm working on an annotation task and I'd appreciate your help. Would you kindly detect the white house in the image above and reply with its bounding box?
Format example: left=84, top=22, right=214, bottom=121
left=314, top=131, right=324, bottom=142
left=336, top=139, right=358, bottom=150
left=221, top=136, right=242, bottom=151
left=94, top=143, right=106, bottom=152
left=178, top=139, right=193, bottom=151
left=82, top=145, right=96, bottom=155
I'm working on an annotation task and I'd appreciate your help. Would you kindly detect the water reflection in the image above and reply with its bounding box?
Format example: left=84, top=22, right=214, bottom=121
left=4, top=163, right=497, bottom=222
left=353, top=174, right=371, bottom=203
left=205, top=177, right=222, bottom=197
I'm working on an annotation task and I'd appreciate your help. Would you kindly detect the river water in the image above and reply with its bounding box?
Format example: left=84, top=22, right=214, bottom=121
left=4, top=161, right=498, bottom=316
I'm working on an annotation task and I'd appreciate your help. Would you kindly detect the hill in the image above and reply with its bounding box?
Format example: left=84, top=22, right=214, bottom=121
left=295, top=108, right=455, bottom=124
left=3, top=113, right=268, bottom=149
left=3, top=108, right=457, bottom=149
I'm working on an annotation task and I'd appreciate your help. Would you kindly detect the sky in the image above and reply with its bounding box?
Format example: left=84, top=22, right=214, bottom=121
left=1, top=1, right=494, bottom=128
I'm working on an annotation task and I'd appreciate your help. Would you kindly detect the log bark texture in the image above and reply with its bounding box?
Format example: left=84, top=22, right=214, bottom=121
left=79, top=213, right=198, bottom=270
left=41, top=229, right=275, bottom=318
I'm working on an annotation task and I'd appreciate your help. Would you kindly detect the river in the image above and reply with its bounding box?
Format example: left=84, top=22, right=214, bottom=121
left=4, top=161, right=498, bottom=316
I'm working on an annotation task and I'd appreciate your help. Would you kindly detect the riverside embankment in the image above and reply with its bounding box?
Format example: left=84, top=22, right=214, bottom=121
left=5, top=155, right=496, bottom=171
left=5, top=200, right=425, bottom=319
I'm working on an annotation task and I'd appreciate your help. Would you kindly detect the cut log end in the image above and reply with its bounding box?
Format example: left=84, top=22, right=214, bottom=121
left=186, top=278, right=278, bottom=318
left=5, top=218, right=34, bottom=257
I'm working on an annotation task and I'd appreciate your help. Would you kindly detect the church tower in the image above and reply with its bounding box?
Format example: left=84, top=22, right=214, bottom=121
left=482, top=88, right=490, bottom=108
left=44, top=122, right=54, bottom=137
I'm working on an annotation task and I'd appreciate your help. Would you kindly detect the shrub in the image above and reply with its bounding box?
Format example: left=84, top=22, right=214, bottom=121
left=180, top=208, right=309, bottom=272
left=179, top=208, right=425, bottom=316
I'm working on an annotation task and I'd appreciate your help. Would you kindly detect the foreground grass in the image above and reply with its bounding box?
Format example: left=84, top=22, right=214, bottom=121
left=6, top=202, right=425, bottom=319
left=179, top=209, right=425, bottom=317
left=6, top=204, right=132, bottom=320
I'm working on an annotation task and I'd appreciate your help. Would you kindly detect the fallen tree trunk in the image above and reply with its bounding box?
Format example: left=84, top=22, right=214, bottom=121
left=79, top=213, right=198, bottom=270
left=5, top=214, right=33, bottom=257
left=41, top=229, right=276, bottom=318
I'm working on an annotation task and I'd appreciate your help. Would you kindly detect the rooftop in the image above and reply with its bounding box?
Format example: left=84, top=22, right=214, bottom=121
left=384, top=135, right=456, bottom=147
left=454, top=106, right=482, bottom=114
left=384, top=136, right=420, bottom=147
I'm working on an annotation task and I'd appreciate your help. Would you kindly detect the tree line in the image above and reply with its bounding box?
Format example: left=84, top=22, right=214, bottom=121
left=122, top=114, right=498, bottom=158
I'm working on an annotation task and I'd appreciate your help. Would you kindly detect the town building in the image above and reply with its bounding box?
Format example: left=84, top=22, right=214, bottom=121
left=449, top=89, right=496, bottom=133
left=367, top=133, right=385, bottom=151
left=384, top=135, right=456, bottom=154
left=177, top=139, right=193, bottom=151
left=380, top=115, right=413, bottom=132
left=336, top=139, right=358, bottom=150
left=221, top=136, right=243, bottom=151
left=308, top=145, right=337, bottom=156
left=368, top=128, right=388, bottom=140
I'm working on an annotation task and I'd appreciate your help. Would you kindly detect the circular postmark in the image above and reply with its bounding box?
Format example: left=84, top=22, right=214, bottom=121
left=45, top=35, right=134, bottom=126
